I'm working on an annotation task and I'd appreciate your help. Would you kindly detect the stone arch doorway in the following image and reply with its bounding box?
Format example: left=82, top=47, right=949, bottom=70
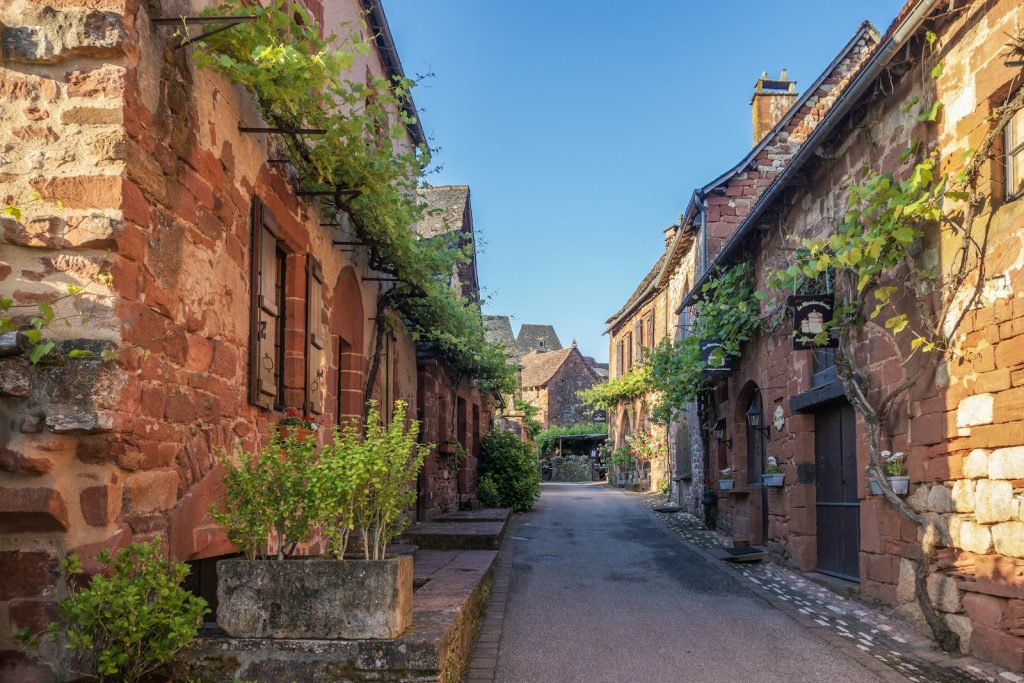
left=333, top=266, right=365, bottom=425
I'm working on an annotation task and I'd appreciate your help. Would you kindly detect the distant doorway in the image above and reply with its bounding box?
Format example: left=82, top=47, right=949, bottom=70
left=814, top=402, right=860, bottom=581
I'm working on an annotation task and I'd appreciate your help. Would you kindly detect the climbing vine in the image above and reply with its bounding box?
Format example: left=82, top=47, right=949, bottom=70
left=188, top=1, right=514, bottom=399
left=646, top=261, right=762, bottom=421
left=762, top=30, right=1024, bottom=652
left=578, top=364, right=651, bottom=410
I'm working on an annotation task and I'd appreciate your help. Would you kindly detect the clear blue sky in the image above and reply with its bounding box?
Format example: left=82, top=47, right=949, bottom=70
left=384, top=1, right=901, bottom=363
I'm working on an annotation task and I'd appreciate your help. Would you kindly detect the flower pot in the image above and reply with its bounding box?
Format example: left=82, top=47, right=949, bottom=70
left=762, top=473, right=785, bottom=487
left=719, top=479, right=734, bottom=490
left=217, top=555, right=413, bottom=639
left=869, top=475, right=909, bottom=496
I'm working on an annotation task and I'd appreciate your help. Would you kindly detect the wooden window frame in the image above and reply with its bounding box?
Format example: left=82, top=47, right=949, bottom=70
left=248, top=199, right=286, bottom=411
left=305, top=255, right=328, bottom=416
left=1007, top=102, right=1024, bottom=201
left=625, top=332, right=633, bottom=371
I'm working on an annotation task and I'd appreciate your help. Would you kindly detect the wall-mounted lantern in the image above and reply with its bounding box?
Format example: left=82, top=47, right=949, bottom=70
left=712, top=418, right=731, bottom=448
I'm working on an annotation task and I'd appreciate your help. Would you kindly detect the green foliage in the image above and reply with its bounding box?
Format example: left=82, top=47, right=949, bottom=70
left=766, top=153, right=955, bottom=351
left=578, top=365, right=652, bottom=409
left=215, top=402, right=427, bottom=561
left=607, top=444, right=635, bottom=471
left=15, top=539, right=207, bottom=683
left=349, top=401, right=429, bottom=559
left=479, top=429, right=540, bottom=512
left=190, top=1, right=514, bottom=395
left=534, top=422, right=608, bottom=457
left=626, top=427, right=667, bottom=466
left=477, top=474, right=502, bottom=508
left=211, top=428, right=318, bottom=560
left=514, top=399, right=542, bottom=441
left=647, top=262, right=762, bottom=419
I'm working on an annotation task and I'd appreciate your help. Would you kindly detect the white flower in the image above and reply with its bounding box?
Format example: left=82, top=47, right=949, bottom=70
left=881, top=450, right=892, bottom=458
left=767, top=456, right=778, bottom=467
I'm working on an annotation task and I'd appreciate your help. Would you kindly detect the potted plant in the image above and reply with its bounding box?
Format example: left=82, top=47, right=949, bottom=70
left=282, top=408, right=318, bottom=441
left=719, top=467, right=734, bottom=490
left=762, top=456, right=785, bottom=487
left=869, top=450, right=909, bottom=495
left=213, top=400, right=428, bottom=640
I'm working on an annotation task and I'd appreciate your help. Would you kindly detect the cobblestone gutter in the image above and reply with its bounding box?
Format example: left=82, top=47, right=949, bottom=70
left=643, top=495, right=1023, bottom=683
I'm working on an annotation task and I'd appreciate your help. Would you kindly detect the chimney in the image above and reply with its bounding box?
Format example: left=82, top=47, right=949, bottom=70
left=663, top=224, right=679, bottom=249
left=751, top=68, right=797, bottom=146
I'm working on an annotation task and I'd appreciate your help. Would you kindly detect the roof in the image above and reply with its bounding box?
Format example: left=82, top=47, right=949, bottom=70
left=415, top=185, right=470, bottom=238
left=520, top=348, right=573, bottom=387
left=680, top=2, right=938, bottom=310
left=604, top=251, right=666, bottom=330
left=483, top=315, right=517, bottom=355
left=359, top=1, right=426, bottom=147
left=517, top=324, right=562, bottom=355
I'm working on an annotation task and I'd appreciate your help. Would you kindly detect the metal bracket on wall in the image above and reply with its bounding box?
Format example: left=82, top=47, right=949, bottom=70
left=153, top=16, right=257, bottom=50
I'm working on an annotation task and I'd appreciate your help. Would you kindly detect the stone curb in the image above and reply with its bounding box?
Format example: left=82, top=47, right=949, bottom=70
left=465, top=517, right=517, bottom=682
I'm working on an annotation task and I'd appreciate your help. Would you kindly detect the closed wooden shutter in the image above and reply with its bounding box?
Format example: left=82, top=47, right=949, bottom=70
left=306, top=256, right=328, bottom=415
left=249, top=199, right=283, bottom=410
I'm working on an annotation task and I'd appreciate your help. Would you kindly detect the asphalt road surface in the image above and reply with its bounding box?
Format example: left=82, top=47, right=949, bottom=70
left=494, top=482, right=887, bottom=683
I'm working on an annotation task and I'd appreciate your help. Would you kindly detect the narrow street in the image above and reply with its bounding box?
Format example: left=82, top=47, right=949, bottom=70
left=477, top=483, right=888, bottom=683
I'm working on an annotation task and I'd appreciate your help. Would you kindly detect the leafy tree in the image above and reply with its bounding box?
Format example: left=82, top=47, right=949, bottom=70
left=534, top=422, right=608, bottom=457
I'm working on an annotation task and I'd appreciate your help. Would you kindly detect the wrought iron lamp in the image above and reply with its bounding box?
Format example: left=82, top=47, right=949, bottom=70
left=745, top=403, right=770, bottom=435
left=712, top=418, right=731, bottom=448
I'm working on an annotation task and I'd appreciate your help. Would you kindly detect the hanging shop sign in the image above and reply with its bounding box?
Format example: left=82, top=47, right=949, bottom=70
left=699, top=339, right=735, bottom=376
left=788, top=294, right=838, bottom=350
left=592, top=409, right=607, bottom=423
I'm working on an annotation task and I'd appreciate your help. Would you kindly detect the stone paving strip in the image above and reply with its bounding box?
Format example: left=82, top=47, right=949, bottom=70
left=642, top=494, right=1023, bottom=683
left=465, top=546, right=513, bottom=683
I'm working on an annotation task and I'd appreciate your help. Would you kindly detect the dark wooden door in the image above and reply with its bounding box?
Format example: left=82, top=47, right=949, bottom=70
left=814, top=403, right=860, bottom=581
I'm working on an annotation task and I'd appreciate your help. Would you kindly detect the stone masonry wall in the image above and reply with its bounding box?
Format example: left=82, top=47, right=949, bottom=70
left=0, top=1, right=424, bottom=678
left=710, top=0, right=1024, bottom=668
left=545, top=349, right=599, bottom=427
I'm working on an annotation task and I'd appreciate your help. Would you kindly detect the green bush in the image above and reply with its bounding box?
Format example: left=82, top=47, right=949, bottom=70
left=16, top=538, right=208, bottom=683
left=477, top=474, right=502, bottom=508
left=479, top=429, right=540, bottom=512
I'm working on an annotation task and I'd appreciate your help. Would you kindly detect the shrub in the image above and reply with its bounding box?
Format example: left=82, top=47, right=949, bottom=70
left=479, top=429, right=540, bottom=512
left=16, top=538, right=208, bottom=683
left=477, top=474, right=502, bottom=508
left=211, top=428, right=318, bottom=559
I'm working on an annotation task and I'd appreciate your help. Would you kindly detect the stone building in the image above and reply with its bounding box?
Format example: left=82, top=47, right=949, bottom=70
left=519, top=344, right=601, bottom=429
left=0, top=1, right=493, bottom=678
left=604, top=224, right=695, bottom=495
left=643, top=23, right=878, bottom=513
left=413, top=186, right=493, bottom=520
left=516, top=323, right=562, bottom=357
left=675, top=0, right=1024, bottom=668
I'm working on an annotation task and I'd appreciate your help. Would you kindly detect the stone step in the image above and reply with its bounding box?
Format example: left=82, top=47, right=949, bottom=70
left=400, top=521, right=506, bottom=551
left=435, top=507, right=511, bottom=524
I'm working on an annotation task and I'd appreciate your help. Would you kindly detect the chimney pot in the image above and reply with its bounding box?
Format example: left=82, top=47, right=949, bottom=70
left=751, top=68, right=798, bottom=146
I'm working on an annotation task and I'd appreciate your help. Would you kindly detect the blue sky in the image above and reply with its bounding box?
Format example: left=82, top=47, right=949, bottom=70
left=384, top=1, right=901, bottom=362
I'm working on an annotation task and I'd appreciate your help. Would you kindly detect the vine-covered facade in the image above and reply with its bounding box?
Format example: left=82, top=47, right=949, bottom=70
left=0, top=1, right=499, bottom=678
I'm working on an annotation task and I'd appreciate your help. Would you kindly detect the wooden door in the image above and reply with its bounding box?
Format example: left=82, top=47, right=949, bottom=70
left=814, top=403, right=860, bottom=581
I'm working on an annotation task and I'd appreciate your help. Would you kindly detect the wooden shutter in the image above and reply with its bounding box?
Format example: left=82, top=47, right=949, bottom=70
left=249, top=199, right=282, bottom=410
left=306, top=256, right=328, bottom=415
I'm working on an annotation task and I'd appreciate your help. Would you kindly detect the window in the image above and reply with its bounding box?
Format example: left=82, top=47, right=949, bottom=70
left=625, top=332, right=633, bottom=371
left=249, top=199, right=285, bottom=410
left=306, top=256, right=328, bottom=416
left=647, top=313, right=655, bottom=348
left=1007, top=103, right=1024, bottom=200
left=635, top=320, right=644, bottom=352
left=616, top=340, right=624, bottom=376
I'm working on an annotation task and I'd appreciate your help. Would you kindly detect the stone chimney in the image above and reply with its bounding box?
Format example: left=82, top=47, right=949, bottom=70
left=663, top=223, right=679, bottom=249
left=751, top=68, right=797, bottom=146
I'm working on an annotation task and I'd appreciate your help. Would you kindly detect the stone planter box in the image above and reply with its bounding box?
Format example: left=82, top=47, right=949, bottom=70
left=868, top=475, right=909, bottom=496
left=217, top=555, right=413, bottom=639
left=762, top=473, right=785, bottom=487
left=719, top=479, right=734, bottom=490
